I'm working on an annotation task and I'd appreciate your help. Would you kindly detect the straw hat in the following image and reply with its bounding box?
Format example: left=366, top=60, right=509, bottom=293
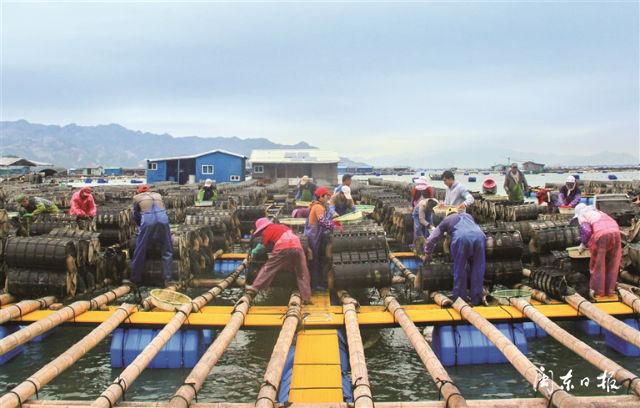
left=204, top=178, right=213, bottom=187
left=342, top=186, right=352, bottom=200
left=445, top=207, right=459, bottom=217
left=253, top=217, right=272, bottom=236
left=566, top=175, right=576, bottom=184
left=300, top=175, right=309, bottom=185
left=415, top=179, right=428, bottom=191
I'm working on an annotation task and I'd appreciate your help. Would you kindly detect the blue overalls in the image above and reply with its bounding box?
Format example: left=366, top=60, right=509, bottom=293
left=412, top=203, right=432, bottom=240
left=130, top=196, right=173, bottom=284
left=450, top=214, right=486, bottom=305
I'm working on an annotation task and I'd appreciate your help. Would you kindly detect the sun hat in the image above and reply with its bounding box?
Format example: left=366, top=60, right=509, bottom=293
left=253, top=217, right=272, bottom=236
left=342, top=186, right=352, bottom=200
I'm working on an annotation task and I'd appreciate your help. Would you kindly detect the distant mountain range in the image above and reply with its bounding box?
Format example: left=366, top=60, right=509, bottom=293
left=0, top=120, right=314, bottom=168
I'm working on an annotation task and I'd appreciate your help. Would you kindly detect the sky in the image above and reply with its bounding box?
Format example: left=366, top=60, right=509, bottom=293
left=1, top=1, right=639, bottom=166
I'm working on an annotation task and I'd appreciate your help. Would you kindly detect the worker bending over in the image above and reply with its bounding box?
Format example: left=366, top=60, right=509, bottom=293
left=16, top=194, right=59, bottom=218
left=330, top=185, right=356, bottom=216
left=575, top=204, right=621, bottom=297
left=69, top=187, right=96, bottom=218
left=196, top=179, right=217, bottom=203
left=441, top=170, right=474, bottom=211
left=246, top=217, right=312, bottom=304
left=129, top=185, right=173, bottom=285
left=423, top=208, right=486, bottom=305
left=412, top=186, right=437, bottom=256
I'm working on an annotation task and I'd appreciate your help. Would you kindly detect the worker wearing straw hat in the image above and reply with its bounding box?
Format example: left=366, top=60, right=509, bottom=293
left=412, top=177, right=434, bottom=207
left=423, top=207, right=486, bottom=305
left=295, top=175, right=316, bottom=202
left=574, top=203, right=621, bottom=296
left=196, top=179, right=217, bottom=203
left=246, top=217, right=312, bottom=304
left=330, top=185, right=356, bottom=216
left=129, top=185, right=173, bottom=285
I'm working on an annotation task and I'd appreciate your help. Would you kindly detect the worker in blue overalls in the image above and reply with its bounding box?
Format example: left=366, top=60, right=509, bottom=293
left=422, top=207, right=486, bottom=305
left=129, top=185, right=173, bottom=285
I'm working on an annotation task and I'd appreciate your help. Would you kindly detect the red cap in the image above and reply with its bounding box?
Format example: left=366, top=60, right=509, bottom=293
left=137, top=185, right=151, bottom=193
left=315, top=186, right=330, bottom=198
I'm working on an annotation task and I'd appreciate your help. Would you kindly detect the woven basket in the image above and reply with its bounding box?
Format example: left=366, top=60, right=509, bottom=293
left=567, top=246, right=590, bottom=259
left=149, top=289, right=192, bottom=311
left=491, top=289, right=532, bottom=306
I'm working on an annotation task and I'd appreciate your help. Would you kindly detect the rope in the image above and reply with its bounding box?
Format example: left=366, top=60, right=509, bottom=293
left=24, top=379, right=39, bottom=399
left=435, top=378, right=459, bottom=399
left=458, top=304, right=471, bottom=317
left=113, top=377, right=128, bottom=400
left=445, top=392, right=463, bottom=408
left=255, top=396, right=276, bottom=408
left=499, top=305, right=516, bottom=320
left=6, top=391, right=22, bottom=408
left=62, top=305, right=77, bottom=323
left=183, top=381, right=199, bottom=402
left=619, top=376, right=640, bottom=394
left=546, top=387, right=564, bottom=408
left=631, top=298, right=640, bottom=313
left=576, top=299, right=590, bottom=317
left=95, top=395, right=113, bottom=408
left=12, top=303, right=23, bottom=319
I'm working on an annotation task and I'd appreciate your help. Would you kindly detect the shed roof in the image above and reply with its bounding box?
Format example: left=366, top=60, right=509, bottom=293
left=250, top=149, right=339, bottom=164
left=0, top=157, right=50, bottom=167
left=147, top=149, right=247, bottom=162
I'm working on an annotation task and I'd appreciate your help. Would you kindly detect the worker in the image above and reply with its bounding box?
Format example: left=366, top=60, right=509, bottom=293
left=412, top=177, right=434, bottom=207
left=482, top=178, right=497, bottom=195
left=295, top=175, right=316, bottom=202
left=422, top=208, right=486, bottom=305
left=304, top=186, right=337, bottom=290
left=503, top=163, right=529, bottom=203
left=557, top=176, right=582, bottom=208
left=69, top=187, right=96, bottom=218
left=335, top=174, right=353, bottom=194
left=441, top=170, right=474, bottom=211
left=246, top=218, right=312, bottom=304
left=129, top=185, right=173, bottom=285
left=330, top=185, right=356, bottom=216
left=196, top=179, right=217, bottom=203
left=412, top=194, right=438, bottom=256
left=575, top=204, right=621, bottom=297
left=16, top=194, right=59, bottom=218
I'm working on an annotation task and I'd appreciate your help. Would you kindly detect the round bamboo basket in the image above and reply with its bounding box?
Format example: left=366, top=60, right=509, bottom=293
left=149, top=289, right=192, bottom=311
left=567, top=246, right=590, bottom=259
left=491, top=289, right=532, bottom=306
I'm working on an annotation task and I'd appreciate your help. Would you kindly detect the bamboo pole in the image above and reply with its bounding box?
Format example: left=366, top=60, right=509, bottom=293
left=617, top=282, right=640, bottom=296
left=0, top=296, right=56, bottom=324
left=91, top=263, right=245, bottom=408
left=0, top=304, right=137, bottom=408
left=16, top=396, right=640, bottom=408
left=0, top=292, right=16, bottom=306
left=336, top=291, right=374, bottom=408
left=619, top=270, right=640, bottom=285
left=431, top=292, right=579, bottom=408
left=389, top=254, right=416, bottom=283
left=510, top=296, right=640, bottom=396
left=189, top=277, right=247, bottom=288
left=565, top=293, right=640, bottom=349
left=617, top=288, right=640, bottom=314
left=380, top=288, right=467, bottom=408
left=0, top=286, right=130, bottom=356
left=169, top=292, right=254, bottom=407
left=513, top=283, right=551, bottom=304
left=255, top=293, right=302, bottom=408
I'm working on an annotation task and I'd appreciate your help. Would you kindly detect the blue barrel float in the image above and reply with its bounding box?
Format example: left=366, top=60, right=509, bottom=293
left=215, top=259, right=244, bottom=277
left=110, top=328, right=215, bottom=368
left=432, top=323, right=528, bottom=366
left=603, top=318, right=640, bottom=357
left=0, top=325, right=25, bottom=365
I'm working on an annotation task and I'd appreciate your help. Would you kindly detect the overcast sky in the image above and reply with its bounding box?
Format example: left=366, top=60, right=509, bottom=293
left=1, top=1, right=638, bottom=163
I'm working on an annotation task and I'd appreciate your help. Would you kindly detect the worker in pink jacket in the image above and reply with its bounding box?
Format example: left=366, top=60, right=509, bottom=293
left=575, top=204, right=621, bottom=296
left=69, top=187, right=97, bottom=218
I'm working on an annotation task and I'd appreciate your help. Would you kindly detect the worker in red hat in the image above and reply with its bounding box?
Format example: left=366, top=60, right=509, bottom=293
left=304, top=186, right=338, bottom=290
left=129, top=185, right=173, bottom=285
left=246, top=217, right=312, bottom=303
left=69, top=187, right=97, bottom=218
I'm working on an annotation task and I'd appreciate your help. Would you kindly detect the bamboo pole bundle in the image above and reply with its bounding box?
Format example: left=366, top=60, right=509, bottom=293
left=381, top=289, right=467, bottom=407
left=189, top=277, right=247, bottom=288
left=618, top=282, right=640, bottom=296
left=618, top=288, right=640, bottom=314
left=0, top=296, right=56, bottom=324
left=169, top=292, right=254, bottom=407
left=91, top=267, right=244, bottom=408
left=431, top=292, right=579, bottom=408
left=0, top=285, right=130, bottom=356
left=513, top=283, right=551, bottom=304
left=565, top=293, right=640, bottom=348
left=389, top=254, right=416, bottom=283
left=336, top=291, right=374, bottom=408
left=255, top=293, right=302, bottom=408
left=510, top=296, right=640, bottom=396
left=0, top=292, right=16, bottom=306
left=0, top=304, right=137, bottom=408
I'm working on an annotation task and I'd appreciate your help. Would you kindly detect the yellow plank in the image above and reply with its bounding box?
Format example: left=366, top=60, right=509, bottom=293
left=215, top=252, right=416, bottom=260
left=12, top=302, right=635, bottom=327
left=294, top=332, right=340, bottom=364
left=288, top=388, right=344, bottom=402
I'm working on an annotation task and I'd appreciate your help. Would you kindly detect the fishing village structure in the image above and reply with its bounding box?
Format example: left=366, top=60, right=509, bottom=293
left=0, top=174, right=640, bottom=407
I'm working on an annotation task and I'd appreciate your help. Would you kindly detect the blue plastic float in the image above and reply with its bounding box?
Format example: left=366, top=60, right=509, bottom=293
left=603, top=318, right=640, bottom=357
left=0, top=325, right=25, bottom=365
